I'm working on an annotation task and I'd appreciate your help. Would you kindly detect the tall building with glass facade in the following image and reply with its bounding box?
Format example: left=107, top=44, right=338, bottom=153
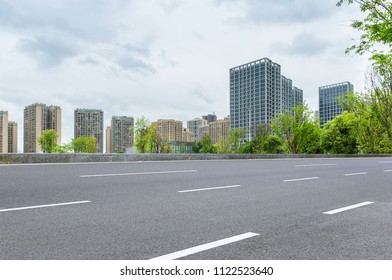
left=319, top=81, right=354, bottom=126
left=110, top=116, right=134, bottom=153
left=74, top=109, right=104, bottom=153
left=230, top=57, right=303, bottom=140
left=24, top=103, right=61, bottom=153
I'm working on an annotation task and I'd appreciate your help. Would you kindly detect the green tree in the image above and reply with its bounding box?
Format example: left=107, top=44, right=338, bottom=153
left=216, top=136, right=231, bottom=154
left=253, top=123, right=271, bottom=153
left=271, top=104, right=322, bottom=154
left=194, top=135, right=216, bottom=153
left=321, top=111, right=359, bottom=154
left=337, top=0, right=392, bottom=71
left=228, top=128, right=246, bottom=153
left=342, top=91, right=392, bottom=153
left=37, top=129, right=59, bottom=153
left=72, top=136, right=97, bottom=153
left=264, top=135, right=286, bottom=154
left=55, top=142, right=74, bottom=153
left=132, top=116, right=151, bottom=153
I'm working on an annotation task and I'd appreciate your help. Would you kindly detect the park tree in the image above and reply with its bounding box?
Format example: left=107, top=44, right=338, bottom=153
left=337, top=0, right=392, bottom=71
left=37, top=129, right=58, bottom=153
left=193, top=135, right=216, bottom=153
left=72, top=136, right=97, bottom=153
left=271, top=104, right=322, bottom=154
left=132, top=116, right=151, bottom=153
left=321, top=111, right=359, bottom=154
left=216, top=136, right=231, bottom=154
left=228, top=128, right=246, bottom=153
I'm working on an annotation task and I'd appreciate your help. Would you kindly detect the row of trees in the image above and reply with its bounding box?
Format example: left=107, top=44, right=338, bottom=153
left=38, top=130, right=97, bottom=153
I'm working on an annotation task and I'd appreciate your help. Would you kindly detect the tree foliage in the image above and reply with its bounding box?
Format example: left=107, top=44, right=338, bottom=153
left=37, top=129, right=59, bottom=153
left=193, top=135, right=216, bottom=153
left=321, top=111, right=358, bottom=154
left=271, top=104, right=322, bottom=154
left=72, top=136, right=97, bottom=153
left=337, top=0, right=392, bottom=71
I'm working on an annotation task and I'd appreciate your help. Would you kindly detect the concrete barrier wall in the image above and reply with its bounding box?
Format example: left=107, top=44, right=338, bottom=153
left=0, top=153, right=391, bottom=164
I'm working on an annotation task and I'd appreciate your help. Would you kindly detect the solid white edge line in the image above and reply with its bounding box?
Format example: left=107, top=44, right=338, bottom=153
left=0, top=200, right=91, bottom=213
left=149, top=232, right=259, bottom=260
left=178, top=185, right=241, bottom=193
left=323, top=201, right=374, bottom=215
left=295, top=163, right=337, bottom=167
left=283, top=177, right=319, bottom=182
left=80, top=170, right=197, bottom=178
left=343, top=172, right=368, bottom=176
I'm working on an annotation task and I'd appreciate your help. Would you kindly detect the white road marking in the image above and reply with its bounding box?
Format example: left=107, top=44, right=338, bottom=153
left=384, top=170, right=392, bottom=172
left=0, top=200, right=91, bottom=213
left=379, top=161, right=392, bottom=164
left=178, top=185, right=241, bottom=193
left=149, top=232, right=259, bottom=260
left=343, top=172, right=368, bottom=176
left=295, top=163, right=337, bottom=167
left=283, top=177, right=319, bottom=182
left=323, top=201, right=374, bottom=215
left=80, top=170, right=197, bottom=178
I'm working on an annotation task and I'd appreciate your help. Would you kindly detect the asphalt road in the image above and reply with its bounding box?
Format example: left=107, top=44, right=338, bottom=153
left=0, top=158, right=392, bottom=260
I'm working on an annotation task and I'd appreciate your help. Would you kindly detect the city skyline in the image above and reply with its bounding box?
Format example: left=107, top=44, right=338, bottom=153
left=0, top=1, right=370, bottom=152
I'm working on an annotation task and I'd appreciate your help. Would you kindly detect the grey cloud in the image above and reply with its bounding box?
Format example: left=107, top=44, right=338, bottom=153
left=115, top=55, right=156, bottom=74
left=191, top=87, right=214, bottom=104
left=270, top=32, right=332, bottom=56
left=79, top=56, right=101, bottom=65
left=122, top=43, right=151, bottom=57
left=18, top=36, right=78, bottom=67
left=0, top=0, right=126, bottom=42
left=159, top=0, right=182, bottom=14
left=218, top=0, right=335, bottom=25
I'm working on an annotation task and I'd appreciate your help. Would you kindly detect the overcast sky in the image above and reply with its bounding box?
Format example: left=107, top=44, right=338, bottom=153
left=0, top=0, right=370, bottom=151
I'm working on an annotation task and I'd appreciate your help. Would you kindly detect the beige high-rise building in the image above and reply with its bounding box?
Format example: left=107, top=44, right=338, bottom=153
left=74, top=109, right=104, bottom=153
left=106, top=126, right=112, bottom=153
left=182, top=128, right=194, bottom=142
left=8, top=121, right=18, bottom=153
left=209, top=116, right=230, bottom=144
left=0, top=111, right=8, bottom=153
left=24, top=103, right=61, bottom=153
left=154, top=119, right=183, bottom=142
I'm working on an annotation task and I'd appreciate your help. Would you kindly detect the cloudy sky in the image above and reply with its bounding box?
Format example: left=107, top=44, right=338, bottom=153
left=0, top=0, right=370, bottom=151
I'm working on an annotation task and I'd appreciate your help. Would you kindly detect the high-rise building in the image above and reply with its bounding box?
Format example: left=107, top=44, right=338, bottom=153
left=230, top=57, right=303, bottom=140
left=202, top=113, right=217, bottom=124
left=182, top=128, right=194, bottom=142
left=0, top=111, right=8, bottom=153
left=8, top=121, right=17, bottom=153
left=74, top=109, right=104, bottom=153
left=24, top=103, right=61, bottom=153
left=319, top=81, right=354, bottom=126
left=187, top=118, right=207, bottom=142
left=106, top=126, right=112, bottom=153
left=154, top=119, right=183, bottom=142
left=209, top=116, right=230, bottom=144
left=198, top=124, right=209, bottom=140
left=110, top=116, right=134, bottom=153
